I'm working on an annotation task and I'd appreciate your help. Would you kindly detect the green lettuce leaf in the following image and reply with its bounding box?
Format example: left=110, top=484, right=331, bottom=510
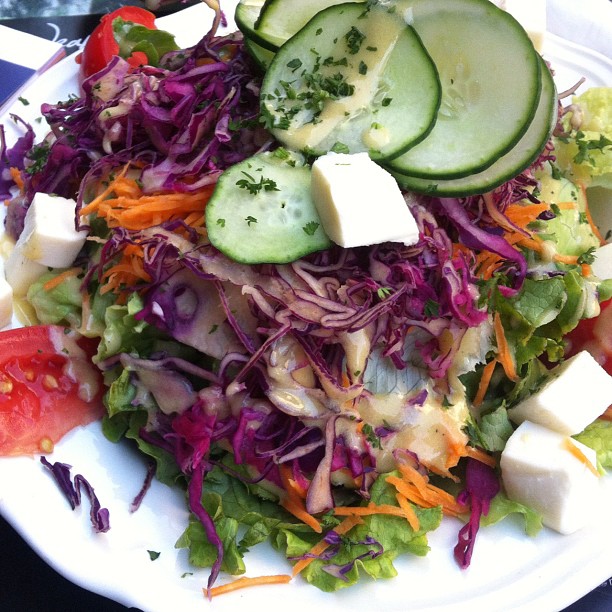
left=481, top=493, right=543, bottom=537
left=282, top=473, right=442, bottom=592
left=574, top=419, right=612, bottom=469
left=27, top=270, right=83, bottom=327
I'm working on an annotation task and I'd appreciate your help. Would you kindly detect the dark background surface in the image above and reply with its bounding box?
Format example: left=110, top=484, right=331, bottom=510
left=1, top=2, right=611, bottom=611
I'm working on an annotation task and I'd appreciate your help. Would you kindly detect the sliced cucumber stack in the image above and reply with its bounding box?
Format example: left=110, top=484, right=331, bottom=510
left=386, top=0, right=542, bottom=179
left=244, top=37, right=275, bottom=71
left=260, top=3, right=441, bottom=159
left=236, top=0, right=366, bottom=52
left=389, top=59, right=558, bottom=196
left=235, top=0, right=282, bottom=51
left=205, top=151, right=332, bottom=264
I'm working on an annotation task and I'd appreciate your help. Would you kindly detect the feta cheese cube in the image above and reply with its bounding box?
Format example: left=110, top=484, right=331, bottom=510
left=17, top=192, right=87, bottom=268
left=591, top=242, right=612, bottom=280
left=311, top=152, right=420, bottom=248
left=4, top=242, right=48, bottom=297
left=507, top=351, right=612, bottom=435
left=500, top=420, right=600, bottom=534
left=490, top=0, right=546, bottom=53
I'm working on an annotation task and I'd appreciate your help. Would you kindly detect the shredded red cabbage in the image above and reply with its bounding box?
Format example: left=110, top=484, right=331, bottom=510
left=40, top=456, right=110, bottom=533
left=453, top=458, right=500, bottom=569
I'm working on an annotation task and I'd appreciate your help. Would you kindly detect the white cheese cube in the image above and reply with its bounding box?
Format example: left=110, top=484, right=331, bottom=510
left=500, top=420, right=600, bottom=534
left=4, top=241, right=48, bottom=296
left=591, top=242, right=612, bottom=280
left=0, top=260, right=13, bottom=328
left=507, top=351, right=612, bottom=435
left=311, top=152, right=420, bottom=248
left=17, top=192, right=87, bottom=268
left=490, top=0, right=546, bottom=53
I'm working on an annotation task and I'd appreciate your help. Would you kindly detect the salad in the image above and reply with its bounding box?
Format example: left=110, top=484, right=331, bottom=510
left=1, top=0, right=611, bottom=603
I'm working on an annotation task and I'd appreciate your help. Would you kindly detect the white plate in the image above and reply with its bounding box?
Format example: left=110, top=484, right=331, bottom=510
left=1, top=6, right=612, bottom=612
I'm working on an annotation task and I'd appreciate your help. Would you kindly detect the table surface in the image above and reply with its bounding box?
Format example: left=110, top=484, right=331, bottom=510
left=0, top=2, right=611, bottom=610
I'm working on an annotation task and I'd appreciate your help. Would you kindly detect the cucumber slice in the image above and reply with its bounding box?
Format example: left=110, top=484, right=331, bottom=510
left=260, top=3, right=440, bottom=160
left=389, top=59, right=557, bottom=197
left=244, top=37, right=275, bottom=71
left=386, top=0, right=542, bottom=179
left=205, top=151, right=332, bottom=264
left=235, top=0, right=282, bottom=51
left=255, top=0, right=365, bottom=51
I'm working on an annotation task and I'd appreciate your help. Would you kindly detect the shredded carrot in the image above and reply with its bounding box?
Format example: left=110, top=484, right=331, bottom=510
left=281, top=498, right=322, bottom=533
left=493, top=312, right=519, bottom=382
left=463, top=445, right=497, bottom=469
left=386, top=474, right=465, bottom=518
left=205, top=574, right=292, bottom=598
left=79, top=165, right=213, bottom=231
left=333, top=502, right=416, bottom=521
left=278, top=464, right=321, bottom=532
left=42, top=267, right=82, bottom=292
left=555, top=201, right=578, bottom=210
left=9, top=167, right=25, bottom=192
left=504, top=202, right=549, bottom=228
left=386, top=463, right=467, bottom=517
left=473, top=359, right=497, bottom=408
left=278, top=463, right=307, bottom=499
left=562, top=438, right=600, bottom=477
left=291, top=515, right=363, bottom=577
left=395, top=493, right=420, bottom=531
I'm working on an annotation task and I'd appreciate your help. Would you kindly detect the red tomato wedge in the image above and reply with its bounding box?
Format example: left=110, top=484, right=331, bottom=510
left=0, top=325, right=105, bottom=456
left=565, top=298, right=612, bottom=417
left=565, top=298, right=612, bottom=375
left=77, top=6, right=157, bottom=78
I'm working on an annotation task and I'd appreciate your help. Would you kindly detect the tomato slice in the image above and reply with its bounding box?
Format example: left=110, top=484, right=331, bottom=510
left=565, top=298, right=612, bottom=375
left=0, top=326, right=105, bottom=456
left=77, top=7, right=157, bottom=78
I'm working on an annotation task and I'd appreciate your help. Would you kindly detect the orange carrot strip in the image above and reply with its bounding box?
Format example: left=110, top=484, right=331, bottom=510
left=42, top=267, right=82, bottom=292
left=493, top=311, right=519, bottom=382
left=553, top=253, right=580, bottom=265
left=291, top=516, right=363, bottom=577
left=333, top=503, right=414, bottom=520
left=281, top=498, right=322, bottom=533
left=9, top=167, right=25, bottom=192
left=206, top=574, right=292, bottom=598
left=387, top=471, right=467, bottom=517
left=463, top=445, right=497, bottom=469
left=386, top=476, right=465, bottom=518
left=278, top=463, right=307, bottom=500
left=504, top=202, right=550, bottom=228
left=473, top=359, right=497, bottom=408
left=79, top=164, right=131, bottom=216
left=395, top=493, right=420, bottom=531
left=562, top=438, right=600, bottom=477
left=396, top=462, right=430, bottom=497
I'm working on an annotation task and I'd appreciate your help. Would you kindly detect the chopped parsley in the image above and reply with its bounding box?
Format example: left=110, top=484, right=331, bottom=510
left=572, top=131, right=612, bottom=165
left=577, top=247, right=596, bottom=265
left=302, top=221, right=320, bottom=236
left=345, top=26, right=366, bottom=54
left=236, top=171, right=280, bottom=195
left=361, top=423, right=382, bottom=450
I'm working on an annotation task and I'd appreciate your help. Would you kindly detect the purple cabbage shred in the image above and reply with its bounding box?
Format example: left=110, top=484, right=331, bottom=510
left=453, top=458, right=500, bottom=569
left=40, top=456, right=110, bottom=533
